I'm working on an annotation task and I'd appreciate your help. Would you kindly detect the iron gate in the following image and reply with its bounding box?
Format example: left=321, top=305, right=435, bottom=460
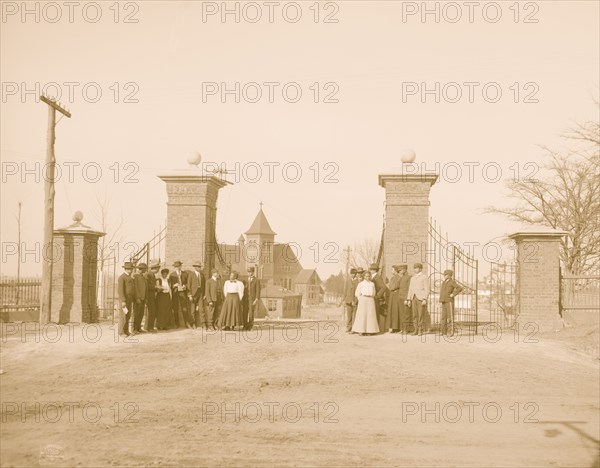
left=427, top=219, right=479, bottom=334
left=97, top=255, right=118, bottom=322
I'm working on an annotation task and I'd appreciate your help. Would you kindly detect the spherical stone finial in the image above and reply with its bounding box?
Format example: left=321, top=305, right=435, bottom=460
left=187, top=151, right=202, bottom=166
left=73, top=211, right=84, bottom=223
left=532, top=213, right=544, bottom=223
left=400, top=148, right=416, bottom=163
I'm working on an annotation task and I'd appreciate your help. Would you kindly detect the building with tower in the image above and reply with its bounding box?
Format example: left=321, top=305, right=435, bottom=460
left=218, top=206, right=322, bottom=300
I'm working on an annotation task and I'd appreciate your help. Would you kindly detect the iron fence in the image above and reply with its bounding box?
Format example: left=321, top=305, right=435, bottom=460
left=0, top=277, right=41, bottom=322
left=560, top=271, right=600, bottom=314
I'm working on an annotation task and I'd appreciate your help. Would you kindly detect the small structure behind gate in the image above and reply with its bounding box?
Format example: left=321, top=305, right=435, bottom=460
left=489, top=260, right=517, bottom=328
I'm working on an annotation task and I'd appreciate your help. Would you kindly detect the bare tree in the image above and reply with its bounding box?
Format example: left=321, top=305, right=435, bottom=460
left=563, top=98, right=600, bottom=148
left=487, top=112, right=600, bottom=274
left=95, top=193, right=125, bottom=268
left=351, top=238, right=380, bottom=269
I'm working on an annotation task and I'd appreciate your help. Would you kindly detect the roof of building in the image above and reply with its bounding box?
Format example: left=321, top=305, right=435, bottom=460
left=273, top=243, right=302, bottom=267
left=216, top=242, right=302, bottom=272
left=295, top=269, right=321, bottom=284
left=245, top=208, right=276, bottom=236
left=261, top=285, right=302, bottom=298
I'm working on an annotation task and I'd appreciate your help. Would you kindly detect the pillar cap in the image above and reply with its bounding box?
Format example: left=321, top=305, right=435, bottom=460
left=54, top=211, right=105, bottom=237
left=509, top=228, right=568, bottom=241
left=158, top=173, right=232, bottom=188
left=378, top=173, right=438, bottom=188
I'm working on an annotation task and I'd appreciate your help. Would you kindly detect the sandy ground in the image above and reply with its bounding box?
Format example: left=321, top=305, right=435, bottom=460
left=1, top=313, right=599, bottom=468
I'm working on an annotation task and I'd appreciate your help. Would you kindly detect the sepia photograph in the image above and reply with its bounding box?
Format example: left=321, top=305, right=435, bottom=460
left=1, top=1, right=599, bottom=466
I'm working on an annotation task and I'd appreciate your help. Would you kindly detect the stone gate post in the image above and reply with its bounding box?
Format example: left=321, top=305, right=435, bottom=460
left=51, top=212, right=105, bottom=323
left=158, top=173, right=231, bottom=274
left=378, top=172, right=438, bottom=277
left=509, top=229, right=567, bottom=332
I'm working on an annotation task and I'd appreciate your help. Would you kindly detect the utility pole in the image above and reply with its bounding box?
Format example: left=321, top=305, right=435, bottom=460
left=15, top=202, right=22, bottom=304
left=344, top=245, right=351, bottom=278
left=39, top=95, right=71, bottom=324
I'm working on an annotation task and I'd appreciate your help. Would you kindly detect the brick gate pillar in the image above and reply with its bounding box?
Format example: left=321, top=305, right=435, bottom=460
left=508, top=229, right=567, bottom=332
left=158, top=174, right=231, bottom=275
left=378, top=172, right=438, bottom=278
left=51, top=211, right=105, bottom=323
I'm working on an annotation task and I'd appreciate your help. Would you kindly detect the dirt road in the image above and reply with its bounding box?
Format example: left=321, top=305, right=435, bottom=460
left=1, top=319, right=598, bottom=467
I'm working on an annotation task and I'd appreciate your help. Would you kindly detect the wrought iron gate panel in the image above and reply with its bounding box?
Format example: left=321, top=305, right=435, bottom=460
left=428, top=219, right=479, bottom=334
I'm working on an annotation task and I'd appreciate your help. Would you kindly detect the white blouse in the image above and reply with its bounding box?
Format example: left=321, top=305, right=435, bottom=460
left=223, top=280, right=244, bottom=300
left=355, top=280, right=376, bottom=298
left=158, top=277, right=170, bottom=295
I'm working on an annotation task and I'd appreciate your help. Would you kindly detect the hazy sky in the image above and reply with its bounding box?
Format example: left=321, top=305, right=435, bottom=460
left=1, top=0, right=598, bottom=278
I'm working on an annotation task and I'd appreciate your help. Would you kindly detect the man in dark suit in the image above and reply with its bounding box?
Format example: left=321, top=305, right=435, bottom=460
left=118, top=261, right=136, bottom=336
left=240, top=271, right=249, bottom=328
left=169, top=260, right=191, bottom=328
left=439, top=269, right=463, bottom=336
left=187, top=260, right=206, bottom=329
left=133, top=263, right=148, bottom=334
left=342, top=268, right=359, bottom=333
left=370, top=263, right=388, bottom=334
left=145, top=260, right=160, bottom=333
left=243, top=266, right=260, bottom=331
left=205, top=269, right=221, bottom=330
left=386, top=265, right=402, bottom=333
left=397, top=265, right=412, bottom=333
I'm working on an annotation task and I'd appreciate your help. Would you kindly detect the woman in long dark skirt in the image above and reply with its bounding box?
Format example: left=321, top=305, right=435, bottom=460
left=155, top=268, right=172, bottom=330
left=217, top=271, right=245, bottom=330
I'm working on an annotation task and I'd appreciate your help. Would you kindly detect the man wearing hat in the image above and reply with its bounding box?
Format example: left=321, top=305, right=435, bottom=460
left=407, top=262, right=430, bottom=335
left=117, top=261, right=136, bottom=336
left=205, top=269, right=221, bottom=330
left=369, top=263, right=388, bottom=334
left=243, top=266, right=260, bottom=331
left=169, top=261, right=191, bottom=328
left=439, top=269, right=463, bottom=336
left=145, top=260, right=161, bottom=333
left=187, top=260, right=206, bottom=329
left=133, top=262, right=149, bottom=334
left=342, top=268, right=359, bottom=333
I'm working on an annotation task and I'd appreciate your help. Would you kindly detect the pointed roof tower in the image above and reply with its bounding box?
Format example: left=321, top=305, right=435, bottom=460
left=245, top=204, right=276, bottom=236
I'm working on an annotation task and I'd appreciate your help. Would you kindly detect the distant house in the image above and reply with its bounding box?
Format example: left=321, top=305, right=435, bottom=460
left=323, top=291, right=342, bottom=304
left=294, top=269, right=323, bottom=306
left=257, top=285, right=302, bottom=319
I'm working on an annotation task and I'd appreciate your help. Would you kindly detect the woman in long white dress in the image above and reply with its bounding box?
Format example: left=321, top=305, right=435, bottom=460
left=352, top=270, right=380, bottom=335
left=217, top=271, right=245, bottom=330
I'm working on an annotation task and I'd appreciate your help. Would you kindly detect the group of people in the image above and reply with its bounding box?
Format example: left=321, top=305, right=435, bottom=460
left=117, top=257, right=463, bottom=338
left=117, top=260, right=261, bottom=336
left=343, top=262, right=463, bottom=336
